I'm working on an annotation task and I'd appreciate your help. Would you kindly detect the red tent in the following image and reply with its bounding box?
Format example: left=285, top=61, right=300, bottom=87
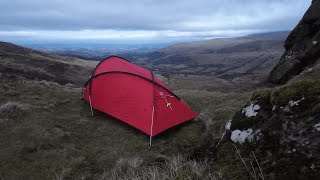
left=83, top=56, right=196, bottom=139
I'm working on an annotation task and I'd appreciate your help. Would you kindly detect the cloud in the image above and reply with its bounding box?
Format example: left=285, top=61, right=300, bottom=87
left=0, top=0, right=312, bottom=42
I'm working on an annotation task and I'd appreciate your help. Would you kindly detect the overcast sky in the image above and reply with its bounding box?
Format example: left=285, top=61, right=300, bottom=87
left=0, top=0, right=312, bottom=43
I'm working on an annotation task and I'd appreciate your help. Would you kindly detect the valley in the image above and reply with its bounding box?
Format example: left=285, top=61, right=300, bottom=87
left=1, top=0, right=319, bottom=179
left=0, top=28, right=319, bottom=180
left=17, top=31, right=288, bottom=93
left=0, top=34, right=266, bottom=179
left=140, top=32, right=288, bottom=92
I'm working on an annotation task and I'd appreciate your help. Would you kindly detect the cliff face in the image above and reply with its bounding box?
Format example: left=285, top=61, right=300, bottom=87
left=268, top=0, right=320, bottom=84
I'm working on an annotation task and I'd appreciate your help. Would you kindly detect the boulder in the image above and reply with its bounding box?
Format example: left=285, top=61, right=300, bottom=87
left=225, top=80, right=320, bottom=179
left=268, top=0, right=320, bottom=84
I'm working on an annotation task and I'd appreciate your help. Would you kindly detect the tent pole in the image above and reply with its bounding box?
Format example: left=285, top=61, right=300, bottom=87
left=89, top=94, right=94, bottom=116
left=88, top=77, right=94, bottom=117
left=149, top=136, right=152, bottom=147
left=149, top=71, right=156, bottom=147
left=149, top=105, right=155, bottom=147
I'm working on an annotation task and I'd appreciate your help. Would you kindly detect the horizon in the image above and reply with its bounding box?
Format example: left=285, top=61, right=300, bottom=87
left=0, top=0, right=311, bottom=44
left=6, top=30, right=290, bottom=48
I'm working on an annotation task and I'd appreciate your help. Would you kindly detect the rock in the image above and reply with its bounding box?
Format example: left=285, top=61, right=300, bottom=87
left=225, top=80, right=320, bottom=179
left=242, top=102, right=260, bottom=117
left=268, top=0, right=320, bottom=84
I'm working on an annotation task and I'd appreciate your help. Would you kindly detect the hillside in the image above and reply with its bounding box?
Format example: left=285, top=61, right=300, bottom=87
left=0, top=32, right=289, bottom=93
left=0, top=41, right=97, bottom=86
left=140, top=31, right=289, bottom=92
left=0, top=39, right=257, bottom=179
left=1, top=2, right=319, bottom=178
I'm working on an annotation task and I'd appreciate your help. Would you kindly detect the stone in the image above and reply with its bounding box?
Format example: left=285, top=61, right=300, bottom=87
left=268, top=0, right=320, bottom=84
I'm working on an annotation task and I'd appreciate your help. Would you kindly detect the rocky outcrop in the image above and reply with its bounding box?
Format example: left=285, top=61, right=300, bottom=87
left=268, top=0, right=320, bottom=84
left=226, top=80, right=320, bottom=179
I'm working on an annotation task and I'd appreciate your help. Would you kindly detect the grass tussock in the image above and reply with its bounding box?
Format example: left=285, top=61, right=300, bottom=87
left=271, top=80, right=320, bottom=105
left=196, top=109, right=214, bottom=136
left=100, top=155, right=219, bottom=180
left=0, top=101, right=29, bottom=118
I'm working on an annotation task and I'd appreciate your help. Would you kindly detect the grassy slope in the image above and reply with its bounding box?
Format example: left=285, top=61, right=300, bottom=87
left=0, top=41, right=98, bottom=86
left=2, top=44, right=318, bottom=179
left=0, top=75, right=250, bottom=179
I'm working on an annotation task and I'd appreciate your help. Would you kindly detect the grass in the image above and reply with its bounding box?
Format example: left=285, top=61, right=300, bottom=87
left=99, top=154, right=217, bottom=180
left=271, top=80, right=320, bottom=105
left=5, top=74, right=317, bottom=179
left=0, top=76, right=251, bottom=179
left=183, top=91, right=251, bottom=137
left=0, top=101, right=29, bottom=118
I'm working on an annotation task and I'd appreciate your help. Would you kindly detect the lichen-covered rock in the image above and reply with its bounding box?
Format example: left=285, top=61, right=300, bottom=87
left=268, top=0, right=320, bottom=84
left=226, top=80, right=320, bottom=179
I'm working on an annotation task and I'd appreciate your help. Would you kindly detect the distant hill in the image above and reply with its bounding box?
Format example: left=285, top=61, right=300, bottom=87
left=25, top=43, right=169, bottom=61
left=0, top=41, right=97, bottom=86
left=145, top=31, right=288, bottom=66
left=0, top=31, right=289, bottom=92
left=139, top=31, right=289, bottom=92
left=244, top=31, right=289, bottom=40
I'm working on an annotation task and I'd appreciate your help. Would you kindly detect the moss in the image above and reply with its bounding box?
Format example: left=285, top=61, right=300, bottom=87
left=271, top=80, right=320, bottom=105
left=252, top=89, right=272, bottom=104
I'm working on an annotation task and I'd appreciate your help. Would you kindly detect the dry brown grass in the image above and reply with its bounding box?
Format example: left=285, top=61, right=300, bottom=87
left=196, top=109, right=214, bottom=136
left=99, top=155, right=218, bottom=180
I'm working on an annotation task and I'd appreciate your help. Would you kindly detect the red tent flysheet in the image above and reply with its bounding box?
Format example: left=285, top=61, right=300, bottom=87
left=83, top=56, right=196, bottom=137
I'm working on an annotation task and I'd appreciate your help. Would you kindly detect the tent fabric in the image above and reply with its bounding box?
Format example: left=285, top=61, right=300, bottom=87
left=83, top=56, right=196, bottom=136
